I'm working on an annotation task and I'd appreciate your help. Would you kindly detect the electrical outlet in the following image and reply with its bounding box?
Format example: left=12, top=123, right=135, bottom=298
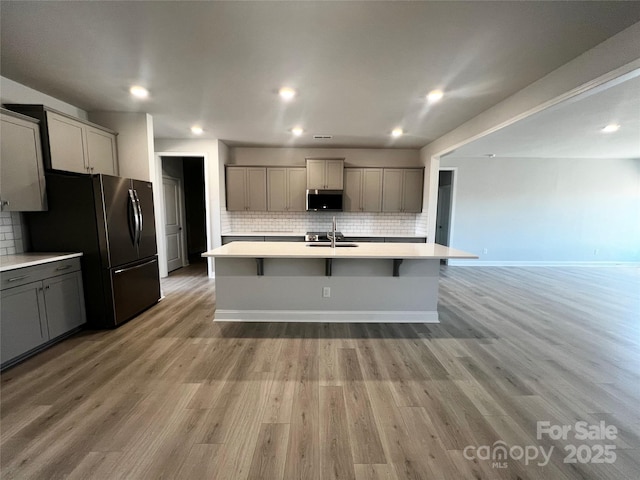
left=594, top=248, right=599, bottom=255
left=323, top=287, right=331, bottom=298
left=483, top=248, right=488, bottom=254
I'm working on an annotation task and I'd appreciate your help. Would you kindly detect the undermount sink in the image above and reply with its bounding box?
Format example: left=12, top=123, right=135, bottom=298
left=306, top=243, right=359, bottom=248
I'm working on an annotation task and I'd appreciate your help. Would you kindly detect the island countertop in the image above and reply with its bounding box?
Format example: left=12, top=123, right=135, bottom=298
left=203, top=242, right=477, bottom=260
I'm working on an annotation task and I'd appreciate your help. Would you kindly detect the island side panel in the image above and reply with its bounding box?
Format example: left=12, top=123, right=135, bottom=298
left=214, top=257, right=440, bottom=323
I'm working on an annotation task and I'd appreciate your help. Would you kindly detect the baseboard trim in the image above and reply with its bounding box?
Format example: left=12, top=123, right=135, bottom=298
left=214, top=309, right=439, bottom=323
left=447, top=260, right=640, bottom=267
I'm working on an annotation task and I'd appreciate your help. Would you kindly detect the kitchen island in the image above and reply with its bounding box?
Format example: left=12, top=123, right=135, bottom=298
left=203, top=242, right=477, bottom=323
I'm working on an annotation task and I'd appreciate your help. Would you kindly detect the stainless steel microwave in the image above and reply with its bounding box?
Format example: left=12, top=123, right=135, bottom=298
left=306, top=189, right=343, bottom=211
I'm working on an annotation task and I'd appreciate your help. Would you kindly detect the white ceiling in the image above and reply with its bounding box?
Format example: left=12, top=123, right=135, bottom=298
left=445, top=73, right=640, bottom=159
left=2, top=1, right=640, bottom=148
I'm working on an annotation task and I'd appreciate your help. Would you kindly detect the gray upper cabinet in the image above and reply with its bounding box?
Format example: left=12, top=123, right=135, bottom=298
left=47, top=112, right=87, bottom=173
left=226, top=166, right=267, bottom=211
left=306, top=159, right=344, bottom=189
left=268, top=167, right=306, bottom=212
left=344, top=168, right=382, bottom=212
left=0, top=110, right=47, bottom=211
left=382, top=168, right=424, bottom=213
left=3, top=105, right=118, bottom=176
left=85, top=126, right=118, bottom=175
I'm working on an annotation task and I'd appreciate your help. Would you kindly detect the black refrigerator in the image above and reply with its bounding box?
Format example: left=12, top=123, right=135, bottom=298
left=26, top=172, right=161, bottom=328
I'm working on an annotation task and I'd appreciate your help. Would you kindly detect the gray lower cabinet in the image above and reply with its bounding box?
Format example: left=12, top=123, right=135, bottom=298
left=0, top=282, right=48, bottom=364
left=0, top=258, right=86, bottom=369
left=384, top=237, right=427, bottom=243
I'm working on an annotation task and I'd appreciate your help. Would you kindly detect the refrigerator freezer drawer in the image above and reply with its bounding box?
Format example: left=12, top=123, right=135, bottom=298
left=111, top=257, right=160, bottom=325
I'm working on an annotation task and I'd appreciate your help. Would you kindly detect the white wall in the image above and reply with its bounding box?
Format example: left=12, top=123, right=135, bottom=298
left=154, top=138, right=223, bottom=277
left=1, top=76, right=88, bottom=119
left=230, top=147, right=421, bottom=167
left=420, top=22, right=640, bottom=242
left=88, top=112, right=155, bottom=181
left=441, top=157, right=640, bottom=264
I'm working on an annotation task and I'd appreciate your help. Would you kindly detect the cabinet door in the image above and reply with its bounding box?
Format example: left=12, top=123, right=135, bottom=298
left=226, top=167, right=247, bottom=211
left=344, top=169, right=362, bottom=212
left=43, top=271, right=86, bottom=339
left=287, top=168, right=307, bottom=211
left=267, top=168, right=287, bottom=211
left=306, top=160, right=326, bottom=189
left=86, top=127, right=118, bottom=175
left=382, top=169, right=403, bottom=212
left=362, top=168, right=383, bottom=212
left=46, top=111, right=87, bottom=173
left=1, top=282, right=48, bottom=364
left=325, top=160, right=344, bottom=189
left=246, top=168, right=267, bottom=211
left=0, top=113, right=46, bottom=211
left=402, top=169, right=424, bottom=213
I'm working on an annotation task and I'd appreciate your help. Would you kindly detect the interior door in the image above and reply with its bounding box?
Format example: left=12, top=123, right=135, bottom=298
left=133, top=179, right=158, bottom=260
left=163, top=176, right=183, bottom=272
left=436, top=184, right=452, bottom=246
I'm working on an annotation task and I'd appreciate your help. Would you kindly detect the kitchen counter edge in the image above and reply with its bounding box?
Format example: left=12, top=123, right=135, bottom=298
left=203, top=242, right=477, bottom=260
left=0, top=253, right=84, bottom=272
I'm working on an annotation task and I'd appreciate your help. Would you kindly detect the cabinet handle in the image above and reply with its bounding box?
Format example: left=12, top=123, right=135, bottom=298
left=56, top=265, right=72, bottom=271
left=90, top=167, right=95, bottom=173
left=7, top=274, right=28, bottom=282
left=45, top=285, right=50, bottom=290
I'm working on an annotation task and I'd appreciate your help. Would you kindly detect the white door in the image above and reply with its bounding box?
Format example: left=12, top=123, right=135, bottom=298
left=163, top=176, right=184, bottom=273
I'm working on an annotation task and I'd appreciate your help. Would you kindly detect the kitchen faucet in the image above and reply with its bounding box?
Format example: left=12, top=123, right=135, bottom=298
left=327, top=216, right=337, bottom=248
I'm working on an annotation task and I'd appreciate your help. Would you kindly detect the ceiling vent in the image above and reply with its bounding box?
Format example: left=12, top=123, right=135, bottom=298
left=313, top=134, right=333, bottom=140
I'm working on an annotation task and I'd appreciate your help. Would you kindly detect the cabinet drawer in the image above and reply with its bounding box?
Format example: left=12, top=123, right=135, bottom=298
left=0, top=258, right=81, bottom=290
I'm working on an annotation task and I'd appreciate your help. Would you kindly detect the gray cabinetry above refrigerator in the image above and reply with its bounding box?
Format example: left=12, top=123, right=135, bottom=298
left=4, top=104, right=119, bottom=176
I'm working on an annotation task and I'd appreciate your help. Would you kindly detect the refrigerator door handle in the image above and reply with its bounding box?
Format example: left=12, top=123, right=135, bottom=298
left=128, top=189, right=140, bottom=246
left=133, top=189, right=143, bottom=246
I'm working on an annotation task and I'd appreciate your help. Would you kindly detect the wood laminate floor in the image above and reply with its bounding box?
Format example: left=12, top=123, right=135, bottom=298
left=1, top=264, right=639, bottom=479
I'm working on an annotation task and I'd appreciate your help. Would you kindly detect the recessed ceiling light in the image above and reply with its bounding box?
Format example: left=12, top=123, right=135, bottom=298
left=601, top=124, right=620, bottom=133
left=427, top=89, right=444, bottom=103
left=291, top=126, right=304, bottom=136
left=391, top=128, right=403, bottom=137
left=191, top=126, right=204, bottom=135
left=279, top=87, right=296, bottom=100
left=130, top=85, right=149, bottom=99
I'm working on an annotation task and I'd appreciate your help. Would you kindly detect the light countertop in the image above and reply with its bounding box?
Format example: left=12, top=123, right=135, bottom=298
left=203, top=242, right=476, bottom=260
left=222, top=231, right=427, bottom=238
left=0, top=252, right=83, bottom=272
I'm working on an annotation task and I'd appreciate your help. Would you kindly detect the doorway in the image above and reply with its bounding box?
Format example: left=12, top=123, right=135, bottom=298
left=163, top=175, right=184, bottom=273
left=160, top=156, right=207, bottom=274
left=435, top=168, right=456, bottom=263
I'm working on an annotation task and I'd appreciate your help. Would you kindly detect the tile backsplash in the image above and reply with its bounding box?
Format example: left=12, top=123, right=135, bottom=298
left=0, top=212, right=26, bottom=256
left=221, top=210, right=421, bottom=236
